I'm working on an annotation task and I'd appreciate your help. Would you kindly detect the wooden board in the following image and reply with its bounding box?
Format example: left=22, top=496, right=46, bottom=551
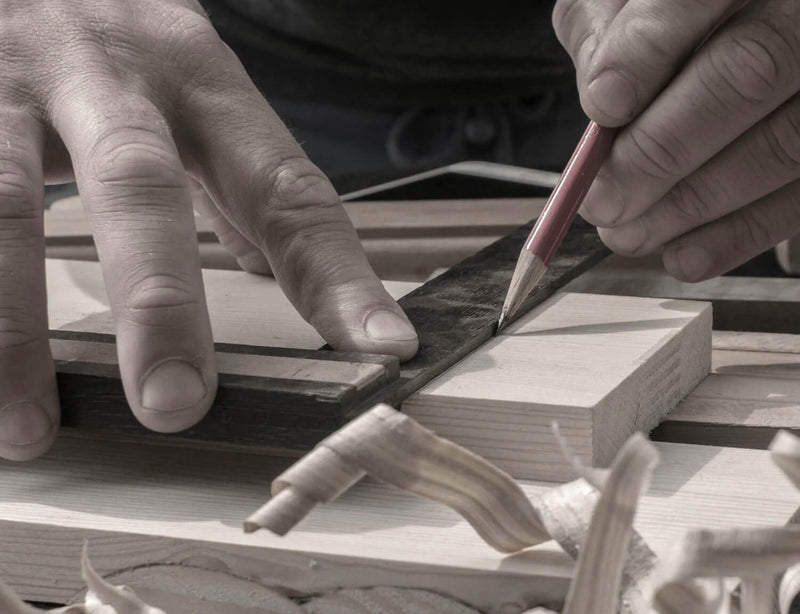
left=45, top=196, right=545, bottom=281
left=46, top=259, right=418, bottom=350
left=403, top=292, right=712, bottom=481
left=653, top=331, right=800, bottom=449
left=0, top=434, right=797, bottom=611
left=565, top=254, right=800, bottom=334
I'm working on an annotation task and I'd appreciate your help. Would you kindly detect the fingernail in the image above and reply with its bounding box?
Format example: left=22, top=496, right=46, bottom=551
left=603, top=220, right=647, bottom=254
left=365, top=310, right=417, bottom=342
left=665, top=245, right=712, bottom=281
left=587, top=69, right=638, bottom=122
left=0, top=401, right=53, bottom=446
left=582, top=176, right=624, bottom=226
left=141, top=359, right=207, bottom=412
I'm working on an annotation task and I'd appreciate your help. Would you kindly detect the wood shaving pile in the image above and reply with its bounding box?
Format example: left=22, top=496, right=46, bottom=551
left=3, top=404, right=800, bottom=613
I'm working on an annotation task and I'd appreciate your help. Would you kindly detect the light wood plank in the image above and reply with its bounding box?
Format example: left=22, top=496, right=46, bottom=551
left=45, top=259, right=418, bottom=350
left=0, top=435, right=795, bottom=610
left=45, top=196, right=544, bottom=280
left=46, top=196, right=542, bottom=241
left=565, top=255, right=800, bottom=334
left=402, top=292, right=711, bottom=481
left=655, top=331, right=800, bottom=449
left=51, top=338, right=386, bottom=389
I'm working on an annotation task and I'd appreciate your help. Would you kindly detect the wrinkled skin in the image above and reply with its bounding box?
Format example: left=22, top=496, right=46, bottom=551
left=553, top=0, right=800, bottom=281
left=0, top=0, right=417, bottom=460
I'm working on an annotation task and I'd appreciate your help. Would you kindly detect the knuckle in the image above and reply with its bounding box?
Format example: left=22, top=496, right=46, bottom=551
left=0, top=268, right=43, bottom=351
left=162, top=7, right=220, bottom=46
left=703, top=22, right=797, bottom=106
left=551, top=0, right=597, bottom=64
left=666, top=180, right=713, bottom=224
left=619, top=14, right=675, bottom=69
left=624, top=125, right=685, bottom=180
left=552, top=0, right=582, bottom=46
left=89, top=127, right=184, bottom=191
left=123, top=271, right=200, bottom=319
left=734, top=209, right=774, bottom=250
left=764, top=103, right=800, bottom=169
left=258, top=158, right=348, bottom=251
left=158, top=9, right=233, bottom=85
left=0, top=310, right=41, bottom=351
left=0, top=155, right=39, bottom=220
left=265, top=158, right=337, bottom=210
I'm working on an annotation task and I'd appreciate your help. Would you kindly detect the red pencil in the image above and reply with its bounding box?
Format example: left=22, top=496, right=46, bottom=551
left=496, top=121, right=618, bottom=334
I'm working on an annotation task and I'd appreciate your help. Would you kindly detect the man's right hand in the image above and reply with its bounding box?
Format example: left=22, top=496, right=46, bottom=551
left=0, top=0, right=418, bottom=461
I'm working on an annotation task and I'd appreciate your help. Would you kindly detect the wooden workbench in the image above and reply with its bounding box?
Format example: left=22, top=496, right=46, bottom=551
left=7, top=196, right=800, bottom=612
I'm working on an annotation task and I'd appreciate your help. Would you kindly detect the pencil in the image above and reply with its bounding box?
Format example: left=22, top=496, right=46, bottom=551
left=496, top=121, right=618, bottom=334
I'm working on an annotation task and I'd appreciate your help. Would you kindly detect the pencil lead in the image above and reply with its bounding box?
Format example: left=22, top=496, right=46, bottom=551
left=495, top=312, right=507, bottom=336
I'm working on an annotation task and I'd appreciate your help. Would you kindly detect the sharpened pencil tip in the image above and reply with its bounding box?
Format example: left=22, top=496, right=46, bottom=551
left=495, top=312, right=507, bottom=336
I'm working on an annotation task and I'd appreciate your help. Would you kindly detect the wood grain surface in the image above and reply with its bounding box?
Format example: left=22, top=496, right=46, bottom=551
left=566, top=255, right=800, bottom=334
left=45, top=196, right=546, bottom=281
left=1, top=434, right=796, bottom=610
left=403, top=292, right=711, bottom=481
left=654, top=331, right=800, bottom=449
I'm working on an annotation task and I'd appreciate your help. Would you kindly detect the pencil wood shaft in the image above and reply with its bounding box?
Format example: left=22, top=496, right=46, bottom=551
left=497, top=121, right=617, bottom=330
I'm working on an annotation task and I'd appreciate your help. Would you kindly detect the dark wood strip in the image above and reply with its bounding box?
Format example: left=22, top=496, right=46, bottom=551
left=48, top=329, right=398, bottom=373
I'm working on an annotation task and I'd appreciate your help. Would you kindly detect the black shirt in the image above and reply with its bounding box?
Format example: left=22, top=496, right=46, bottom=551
left=202, top=0, right=574, bottom=107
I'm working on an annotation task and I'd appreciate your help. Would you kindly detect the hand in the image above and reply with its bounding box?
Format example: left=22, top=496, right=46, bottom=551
left=0, top=0, right=417, bottom=460
left=553, top=0, right=800, bottom=281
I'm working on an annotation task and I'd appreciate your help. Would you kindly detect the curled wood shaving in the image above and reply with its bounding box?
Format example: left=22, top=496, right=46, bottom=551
left=80, top=543, right=167, bottom=614
left=561, top=434, right=659, bottom=614
left=772, top=430, right=800, bottom=614
left=653, top=527, right=800, bottom=613
left=0, top=543, right=165, bottom=614
left=247, top=404, right=665, bottom=614
left=652, top=429, right=800, bottom=614
left=246, top=403, right=549, bottom=553
left=771, top=430, right=800, bottom=493
left=0, top=577, right=45, bottom=614
left=779, top=563, right=800, bottom=614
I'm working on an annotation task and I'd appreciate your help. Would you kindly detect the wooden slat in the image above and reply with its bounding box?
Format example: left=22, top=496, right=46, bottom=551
left=565, top=255, right=800, bottom=334
left=46, top=259, right=419, bottom=350
left=45, top=196, right=543, bottom=242
left=51, top=338, right=388, bottom=388
left=0, top=435, right=796, bottom=610
left=654, top=331, right=800, bottom=449
left=45, top=196, right=545, bottom=280
left=403, top=292, right=711, bottom=481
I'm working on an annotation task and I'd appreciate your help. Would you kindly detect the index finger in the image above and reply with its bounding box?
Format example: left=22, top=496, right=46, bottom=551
left=174, top=41, right=418, bottom=361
